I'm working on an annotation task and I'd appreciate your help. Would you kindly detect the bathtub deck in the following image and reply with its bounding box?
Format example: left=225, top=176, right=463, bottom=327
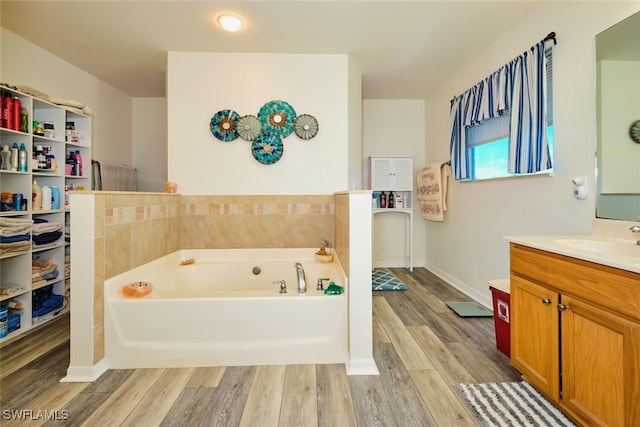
left=1, top=267, right=520, bottom=426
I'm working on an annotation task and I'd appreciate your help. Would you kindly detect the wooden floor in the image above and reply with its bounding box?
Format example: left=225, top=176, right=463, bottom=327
left=0, top=267, right=520, bottom=426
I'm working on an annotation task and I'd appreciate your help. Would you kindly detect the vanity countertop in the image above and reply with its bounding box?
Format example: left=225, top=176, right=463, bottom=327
left=506, top=235, right=640, bottom=274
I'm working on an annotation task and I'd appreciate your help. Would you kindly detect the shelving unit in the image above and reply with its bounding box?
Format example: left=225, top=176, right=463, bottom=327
left=370, top=156, right=414, bottom=271
left=1, top=86, right=91, bottom=343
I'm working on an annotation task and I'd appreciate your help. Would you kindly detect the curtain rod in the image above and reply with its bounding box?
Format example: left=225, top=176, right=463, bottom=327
left=543, top=31, right=557, bottom=45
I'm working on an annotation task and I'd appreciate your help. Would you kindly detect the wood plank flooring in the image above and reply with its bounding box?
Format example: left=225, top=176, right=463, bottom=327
left=0, top=267, right=520, bottom=426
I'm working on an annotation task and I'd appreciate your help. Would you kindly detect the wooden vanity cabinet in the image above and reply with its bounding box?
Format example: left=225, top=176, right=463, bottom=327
left=510, top=243, right=640, bottom=427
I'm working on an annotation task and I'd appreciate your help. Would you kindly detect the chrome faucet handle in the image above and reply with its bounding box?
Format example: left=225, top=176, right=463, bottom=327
left=273, top=280, right=287, bottom=293
left=630, top=225, right=640, bottom=233
left=317, top=278, right=330, bottom=290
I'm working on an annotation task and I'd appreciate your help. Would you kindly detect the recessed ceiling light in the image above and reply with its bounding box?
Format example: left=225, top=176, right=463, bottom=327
left=217, top=14, right=243, bottom=32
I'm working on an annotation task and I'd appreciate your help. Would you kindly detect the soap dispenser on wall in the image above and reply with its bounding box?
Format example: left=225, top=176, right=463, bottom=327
left=572, top=176, right=588, bottom=200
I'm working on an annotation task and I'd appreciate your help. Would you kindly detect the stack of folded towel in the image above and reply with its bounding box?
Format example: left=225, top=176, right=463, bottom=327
left=0, top=217, right=33, bottom=255
left=32, top=257, right=59, bottom=286
left=32, top=218, right=63, bottom=247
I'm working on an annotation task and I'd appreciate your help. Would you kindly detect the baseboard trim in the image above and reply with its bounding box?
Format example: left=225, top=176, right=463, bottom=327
left=424, top=263, right=493, bottom=309
left=61, top=359, right=108, bottom=383
left=347, top=358, right=379, bottom=376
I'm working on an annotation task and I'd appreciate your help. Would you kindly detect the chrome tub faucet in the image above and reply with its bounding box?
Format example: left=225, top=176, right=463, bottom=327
left=295, top=262, right=307, bottom=293
left=630, top=225, right=640, bottom=245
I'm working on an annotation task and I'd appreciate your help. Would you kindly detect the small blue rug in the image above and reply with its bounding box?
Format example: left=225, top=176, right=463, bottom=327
left=372, top=269, right=408, bottom=291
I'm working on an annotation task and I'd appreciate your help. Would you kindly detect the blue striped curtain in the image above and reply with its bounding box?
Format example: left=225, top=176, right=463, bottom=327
left=449, top=39, right=552, bottom=179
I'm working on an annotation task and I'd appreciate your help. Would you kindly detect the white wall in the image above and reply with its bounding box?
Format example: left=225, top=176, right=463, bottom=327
left=166, top=52, right=353, bottom=195
left=363, top=100, right=426, bottom=267
left=132, top=97, right=167, bottom=192
left=424, top=2, right=640, bottom=307
left=0, top=28, right=133, bottom=167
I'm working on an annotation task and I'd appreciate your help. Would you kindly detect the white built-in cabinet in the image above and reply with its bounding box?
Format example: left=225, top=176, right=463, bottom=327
left=0, top=86, right=91, bottom=343
left=370, top=156, right=414, bottom=270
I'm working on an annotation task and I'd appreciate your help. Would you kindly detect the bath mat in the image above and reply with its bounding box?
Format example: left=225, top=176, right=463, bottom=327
left=445, top=301, right=493, bottom=317
left=372, top=269, right=408, bottom=291
left=454, top=382, right=577, bottom=426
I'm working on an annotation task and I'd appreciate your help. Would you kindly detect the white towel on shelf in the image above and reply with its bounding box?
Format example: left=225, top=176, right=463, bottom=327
left=416, top=163, right=450, bottom=221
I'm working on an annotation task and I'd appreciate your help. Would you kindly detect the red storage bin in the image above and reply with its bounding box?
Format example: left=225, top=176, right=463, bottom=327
left=489, top=279, right=511, bottom=357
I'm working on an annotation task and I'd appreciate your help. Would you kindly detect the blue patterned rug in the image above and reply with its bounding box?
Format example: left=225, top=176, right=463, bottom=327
left=372, top=269, right=408, bottom=291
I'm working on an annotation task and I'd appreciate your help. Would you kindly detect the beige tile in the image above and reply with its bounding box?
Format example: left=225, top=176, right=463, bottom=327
left=93, top=320, right=104, bottom=363
left=179, top=215, right=206, bottom=249
left=94, top=236, right=105, bottom=282
left=283, top=215, right=334, bottom=248
left=131, top=220, right=156, bottom=267
left=105, top=223, right=131, bottom=278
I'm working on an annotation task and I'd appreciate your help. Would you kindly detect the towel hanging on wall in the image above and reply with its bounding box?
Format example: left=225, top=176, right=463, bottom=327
left=416, top=162, right=450, bottom=221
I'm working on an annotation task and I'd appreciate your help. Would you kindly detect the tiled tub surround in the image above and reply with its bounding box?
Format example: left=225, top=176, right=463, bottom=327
left=65, top=191, right=377, bottom=381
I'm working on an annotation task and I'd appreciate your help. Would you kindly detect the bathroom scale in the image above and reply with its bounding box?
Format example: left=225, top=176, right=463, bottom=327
left=445, top=301, right=493, bottom=317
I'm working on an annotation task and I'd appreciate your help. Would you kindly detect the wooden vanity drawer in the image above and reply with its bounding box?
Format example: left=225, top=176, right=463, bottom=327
left=510, top=243, right=640, bottom=320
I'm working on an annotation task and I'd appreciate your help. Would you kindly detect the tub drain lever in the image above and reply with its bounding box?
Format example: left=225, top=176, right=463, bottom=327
left=273, top=280, right=287, bottom=293
left=317, top=278, right=330, bottom=291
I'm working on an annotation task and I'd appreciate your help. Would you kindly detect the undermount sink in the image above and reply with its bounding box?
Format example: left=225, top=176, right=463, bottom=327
left=554, top=238, right=640, bottom=259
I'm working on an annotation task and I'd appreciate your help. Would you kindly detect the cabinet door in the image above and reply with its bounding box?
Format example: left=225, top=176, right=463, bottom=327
left=510, top=275, right=560, bottom=400
left=560, top=295, right=640, bottom=427
left=371, top=157, right=413, bottom=191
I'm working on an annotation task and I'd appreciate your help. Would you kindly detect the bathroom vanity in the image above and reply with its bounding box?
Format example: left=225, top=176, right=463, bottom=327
left=508, top=234, right=640, bottom=427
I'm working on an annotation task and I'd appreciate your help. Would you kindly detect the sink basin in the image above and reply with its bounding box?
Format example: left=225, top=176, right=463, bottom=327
left=554, top=238, right=640, bottom=259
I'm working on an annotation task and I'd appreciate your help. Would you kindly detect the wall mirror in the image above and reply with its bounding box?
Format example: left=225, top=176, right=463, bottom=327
left=595, top=10, right=640, bottom=221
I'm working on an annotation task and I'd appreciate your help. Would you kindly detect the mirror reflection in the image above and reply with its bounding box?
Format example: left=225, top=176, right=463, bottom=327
left=595, top=10, right=640, bottom=221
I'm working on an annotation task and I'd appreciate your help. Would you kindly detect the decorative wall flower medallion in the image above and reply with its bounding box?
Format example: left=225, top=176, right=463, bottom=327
left=210, top=109, right=240, bottom=141
left=293, top=114, right=319, bottom=140
left=251, top=133, right=283, bottom=164
left=258, top=100, right=296, bottom=138
left=237, top=115, right=262, bottom=141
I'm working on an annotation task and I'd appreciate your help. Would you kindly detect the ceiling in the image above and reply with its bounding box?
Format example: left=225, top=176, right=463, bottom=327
left=2, top=1, right=555, bottom=99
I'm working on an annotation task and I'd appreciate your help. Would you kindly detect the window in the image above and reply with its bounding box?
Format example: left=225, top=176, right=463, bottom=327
left=465, top=47, right=554, bottom=181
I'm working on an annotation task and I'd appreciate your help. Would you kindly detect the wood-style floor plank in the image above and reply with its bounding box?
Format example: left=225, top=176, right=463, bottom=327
left=198, top=366, right=256, bottom=427
left=238, top=365, right=286, bottom=427
left=279, top=364, right=317, bottom=427
left=316, top=364, right=358, bottom=427
left=409, top=368, right=477, bottom=426
left=373, top=297, right=434, bottom=370
left=185, top=366, right=225, bottom=388
left=80, top=368, right=166, bottom=426
left=121, top=368, right=195, bottom=427
left=348, top=375, right=398, bottom=427
left=373, top=343, right=437, bottom=425
left=160, top=387, right=218, bottom=427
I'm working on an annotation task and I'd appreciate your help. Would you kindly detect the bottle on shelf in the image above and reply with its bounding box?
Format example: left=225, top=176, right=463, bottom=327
left=32, top=179, right=42, bottom=211
left=1, top=144, right=10, bottom=170
left=12, top=97, right=21, bottom=131
left=74, top=150, right=83, bottom=176
left=18, top=143, right=28, bottom=172
left=380, top=192, right=387, bottom=208
left=388, top=191, right=395, bottom=208
left=51, top=186, right=61, bottom=210
left=10, top=143, right=18, bottom=171
left=4, top=94, right=14, bottom=130
left=42, top=185, right=52, bottom=210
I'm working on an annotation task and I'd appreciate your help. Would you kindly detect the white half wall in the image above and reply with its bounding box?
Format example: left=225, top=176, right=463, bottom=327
left=132, top=97, right=167, bottom=192
left=166, top=52, right=352, bottom=195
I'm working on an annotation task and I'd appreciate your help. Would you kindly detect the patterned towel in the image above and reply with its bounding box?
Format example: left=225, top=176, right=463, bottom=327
left=416, top=163, right=450, bottom=221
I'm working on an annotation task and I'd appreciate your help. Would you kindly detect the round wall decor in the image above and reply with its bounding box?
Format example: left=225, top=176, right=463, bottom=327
left=630, top=120, right=640, bottom=144
left=210, top=109, right=240, bottom=141
left=258, top=100, right=296, bottom=138
left=237, top=115, right=262, bottom=141
left=294, top=114, right=319, bottom=140
left=251, top=133, right=284, bottom=164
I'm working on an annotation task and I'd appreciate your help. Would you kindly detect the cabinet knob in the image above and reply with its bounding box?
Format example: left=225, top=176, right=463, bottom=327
left=541, top=298, right=552, bottom=305
left=557, top=304, right=569, bottom=312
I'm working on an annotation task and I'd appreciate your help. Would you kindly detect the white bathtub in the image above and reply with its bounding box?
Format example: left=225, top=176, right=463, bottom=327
left=104, top=249, right=348, bottom=369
